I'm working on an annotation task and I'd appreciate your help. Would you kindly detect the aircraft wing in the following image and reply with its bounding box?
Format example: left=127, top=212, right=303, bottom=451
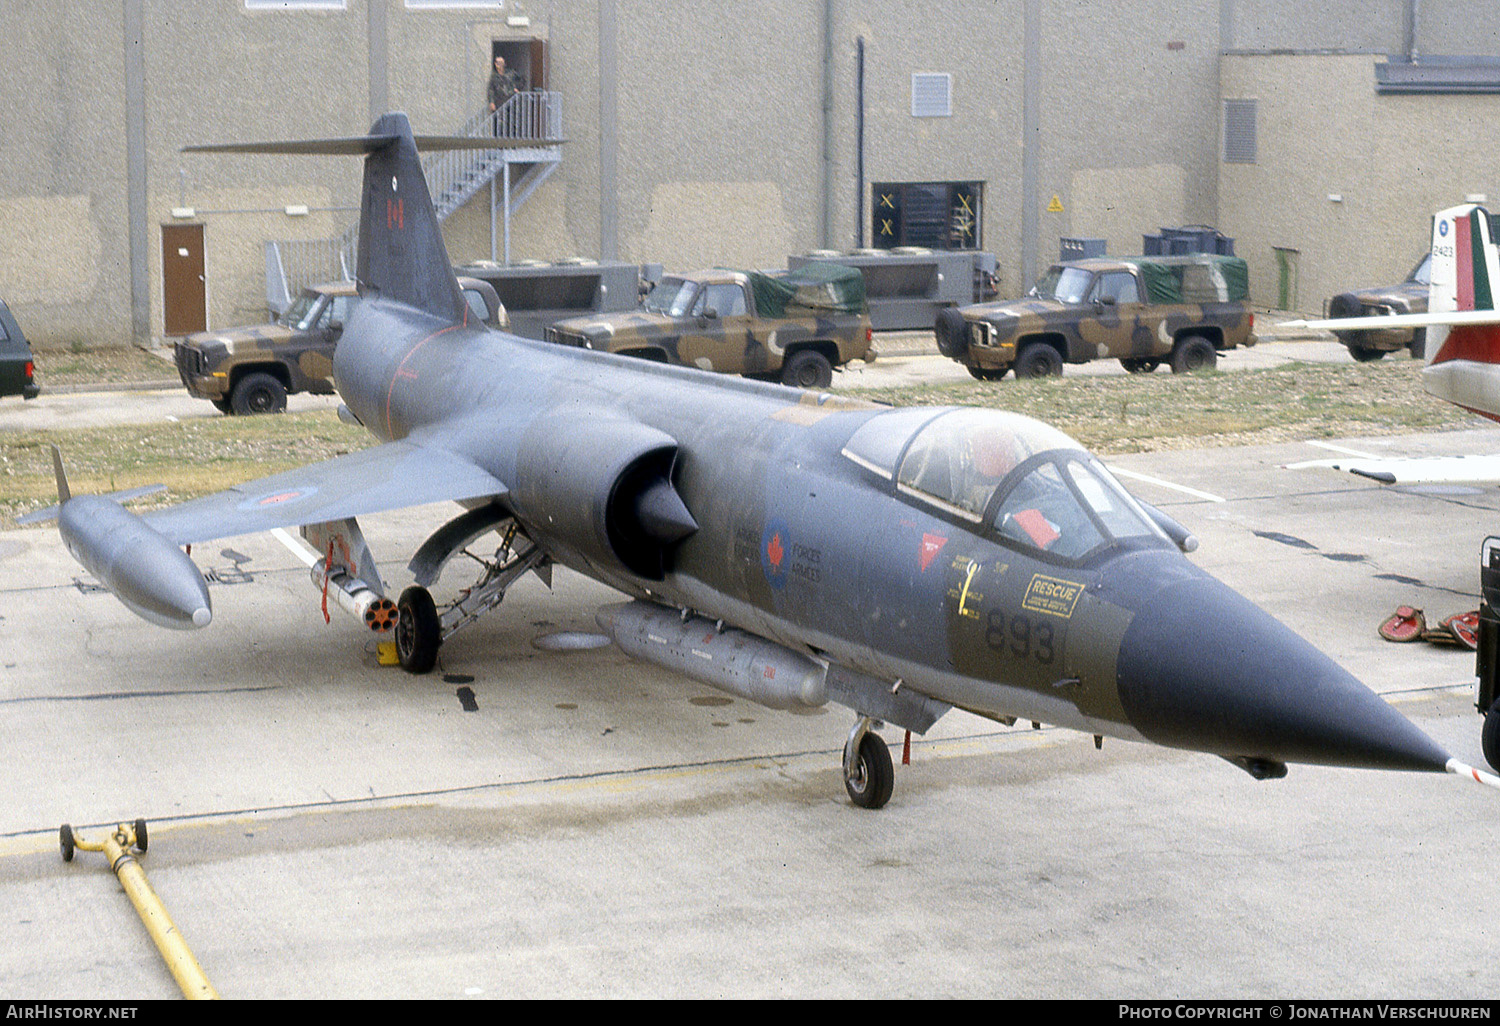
left=1283, top=310, right=1500, bottom=332
left=1284, top=453, right=1500, bottom=486
left=143, top=435, right=507, bottom=545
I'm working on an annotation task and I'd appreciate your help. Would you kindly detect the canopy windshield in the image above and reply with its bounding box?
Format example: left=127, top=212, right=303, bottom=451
left=843, top=406, right=1167, bottom=560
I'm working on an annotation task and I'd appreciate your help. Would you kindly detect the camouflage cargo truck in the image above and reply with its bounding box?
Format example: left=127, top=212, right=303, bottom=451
left=935, top=254, right=1256, bottom=379
left=544, top=264, right=873, bottom=389
left=1325, top=253, right=1429, bottom=361
left=174, top=278, right=504, bottom=413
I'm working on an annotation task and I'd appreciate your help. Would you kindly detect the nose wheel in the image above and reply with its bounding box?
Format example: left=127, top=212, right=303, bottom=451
left=843, top=718, right=894, bottom=809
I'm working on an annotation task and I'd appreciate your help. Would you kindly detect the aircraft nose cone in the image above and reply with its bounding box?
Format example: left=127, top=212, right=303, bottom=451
left=1115, top=576, right=1450, bottom=772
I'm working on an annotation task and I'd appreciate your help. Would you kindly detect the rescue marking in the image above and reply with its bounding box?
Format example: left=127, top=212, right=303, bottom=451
left=956, top=559, right=980, bottom=618
left=919, top=533, right=948, bottom=571
left=1021, top=574, right=1083, bottom=618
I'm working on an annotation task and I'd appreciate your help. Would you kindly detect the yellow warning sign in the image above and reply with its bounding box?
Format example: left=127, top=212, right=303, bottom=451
left=1046, top=194, right=1064, bottom=213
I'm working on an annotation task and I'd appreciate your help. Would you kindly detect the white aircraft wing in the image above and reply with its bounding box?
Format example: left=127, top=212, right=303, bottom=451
left=142, top=435, right=506, bottom=545
left=1284, top=310, right=1500, bottom=332
left=1284, top=452, right=1500, bottom=486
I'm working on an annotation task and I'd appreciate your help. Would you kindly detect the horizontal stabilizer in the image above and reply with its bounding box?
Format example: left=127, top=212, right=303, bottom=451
left=1283, top=309, right=1500, bottom=332
left=184, top=134, right=563, bottom=156
left=1285, top=453, right=1500, bottom=486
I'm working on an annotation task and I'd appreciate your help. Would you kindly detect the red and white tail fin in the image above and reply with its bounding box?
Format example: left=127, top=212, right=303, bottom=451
left=1427, top=204, right=1499, bottom=318
left=1422, top=204, right=1500, bottom=419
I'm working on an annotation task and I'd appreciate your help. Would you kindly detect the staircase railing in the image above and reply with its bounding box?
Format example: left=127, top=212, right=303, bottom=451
left=265, top=92, right=562, bottom=311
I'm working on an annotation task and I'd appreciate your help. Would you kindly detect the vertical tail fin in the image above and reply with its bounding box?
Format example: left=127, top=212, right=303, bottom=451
left=354, top=113, right=466, bottom=321
left=1429, top=204, right=1499, bottom=316
left=185, top=112, right=559, bottom=323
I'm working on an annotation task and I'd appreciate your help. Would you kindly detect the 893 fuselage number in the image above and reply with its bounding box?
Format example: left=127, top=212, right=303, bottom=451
left=985, top=608, right=1056, bottom=664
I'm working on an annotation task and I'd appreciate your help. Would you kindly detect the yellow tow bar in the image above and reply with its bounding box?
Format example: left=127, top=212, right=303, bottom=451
left=60, top=819, right=219, bottom=1000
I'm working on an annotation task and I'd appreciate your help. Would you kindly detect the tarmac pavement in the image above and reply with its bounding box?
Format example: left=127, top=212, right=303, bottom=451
left=1, top=331, right=1496, bottom=1000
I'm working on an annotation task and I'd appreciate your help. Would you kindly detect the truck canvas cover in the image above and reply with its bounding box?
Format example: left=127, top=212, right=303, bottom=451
left=748, top=263, right=868, bottom=319
left=1134, top=255, right=1250, bottom=304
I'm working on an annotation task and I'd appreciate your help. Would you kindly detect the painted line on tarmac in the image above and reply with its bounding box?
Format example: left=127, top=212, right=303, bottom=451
left=1303, top=440, right=1381, bottom=459
left=1105, top=465, right=1225, bottom=503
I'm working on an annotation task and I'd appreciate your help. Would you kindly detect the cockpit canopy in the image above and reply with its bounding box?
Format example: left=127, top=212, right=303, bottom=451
left=841, top=407, right=1168, bottom=561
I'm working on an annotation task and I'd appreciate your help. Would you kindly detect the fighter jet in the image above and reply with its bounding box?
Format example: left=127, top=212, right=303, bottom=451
left=35, top=114, right=1499, bottom=808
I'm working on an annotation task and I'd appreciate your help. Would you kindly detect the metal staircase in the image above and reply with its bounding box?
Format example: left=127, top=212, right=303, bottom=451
left=265, top=92, right=562, bottom=312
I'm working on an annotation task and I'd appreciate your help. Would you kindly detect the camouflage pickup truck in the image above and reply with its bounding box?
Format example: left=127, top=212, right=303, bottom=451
left=935, top=254, right=1256, bottom=379
left=1325, top=253, right=1429, bottom=361
left=174, top=277, right=504, bottom=414
left=544, top=263, right=873, bottom=389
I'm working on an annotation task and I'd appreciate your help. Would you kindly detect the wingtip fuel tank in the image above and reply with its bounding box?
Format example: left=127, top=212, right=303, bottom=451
left=58, top=496, right=211, bottom=631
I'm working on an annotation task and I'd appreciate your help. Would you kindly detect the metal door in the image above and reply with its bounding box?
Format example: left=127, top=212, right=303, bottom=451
left=163, top=224, right=207, bottom=336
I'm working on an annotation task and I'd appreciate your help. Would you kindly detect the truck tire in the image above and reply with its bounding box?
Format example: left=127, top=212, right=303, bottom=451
left=934, top=308, right=970, bottom=360
left=230, top=372, right=288, bottom=415
left=781, top=349, right=834, bottom=389
left=1013, top=343, right=1063, bottom=379
left=1348, top=344, right=1386, bottom=362
left=1170, top=335, right=1217, bottom=374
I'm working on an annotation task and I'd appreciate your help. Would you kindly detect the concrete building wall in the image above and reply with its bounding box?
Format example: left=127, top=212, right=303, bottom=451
left=0, top=3, right=130, bottom=349
left=1228, top=0, right=1500, bottom=55
left=1218, top=51, right=1499, bottom=314
left=3, top=1, right=1498, bottom=349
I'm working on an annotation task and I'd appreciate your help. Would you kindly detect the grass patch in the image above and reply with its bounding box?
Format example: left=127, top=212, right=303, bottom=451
left=31, top=346, right=178, bottom=389
left=1, top=410, right=371, bottom=528
left=846, top=358, right=1481, bottom=454
left=0, top=357, right=1485, bottom=530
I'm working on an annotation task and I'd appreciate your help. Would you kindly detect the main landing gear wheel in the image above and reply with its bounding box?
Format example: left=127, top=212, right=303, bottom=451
left=844, top=730, right=894, bottom=810
left=395, top=585, right=441, bottom=674
left=1482, top=700, right=1500, bottom=773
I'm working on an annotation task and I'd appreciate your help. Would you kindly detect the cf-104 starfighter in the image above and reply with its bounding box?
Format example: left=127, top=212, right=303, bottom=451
left=34, top=114, right=1499, bottom=807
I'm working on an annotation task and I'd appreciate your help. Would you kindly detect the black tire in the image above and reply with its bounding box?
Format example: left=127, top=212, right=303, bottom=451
left=1120, top=357, right=1160, bottom=374
left=1013, top=342, right=1063, bottom=379
left=1170, top=335, right=1217, bottom=374
left=59, top=824, right=74, bottom=863
left=134, top=818, right=148, bottom=853
left=1409, top=329, right=1426, bottom=360
left=395, top=586, right=441, bottom=675
left=781, top=349, right=834, bottom=389
left=230, top=372, right=288, bottom=415
left=934, top=307, right=970, bottom=360
left=1483, top=700, right=1500, bottom=773
left=845, top=731, right=894, bottom=809
left=1348, top=345, right=1386, bottom=363
left=967, top=365, right=1008, bottom=381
